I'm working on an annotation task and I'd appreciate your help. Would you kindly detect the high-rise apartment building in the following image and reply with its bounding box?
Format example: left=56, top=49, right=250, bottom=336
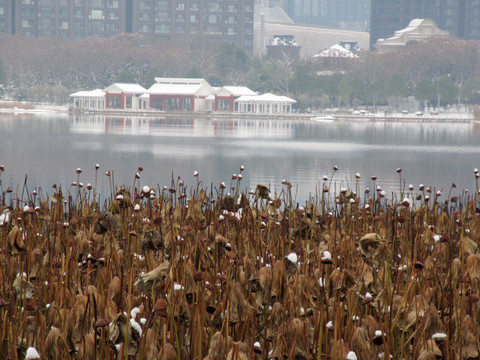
left=0, top=0, right=12, bottom=34
left=131, top=0, right=254, bottom=53
left=279, top=0, right=370, bottom=32
left=370, top=0, right=480, bottom=48
left=10, top=0, right=127, bottom=39
left=0, top=0, right=254, bottom=53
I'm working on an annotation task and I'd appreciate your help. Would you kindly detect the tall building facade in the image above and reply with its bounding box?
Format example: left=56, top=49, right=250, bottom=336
left=131, top=0, right=254, bottom=53
left=370, top=0, right=480, bottom=47
left=11, top=0, right=127, bottom=39
left=0, top=0, right=13, bottom=34
left=279, top=0, right=370, bottom=32
left=0, top=0, right=253, bottom=53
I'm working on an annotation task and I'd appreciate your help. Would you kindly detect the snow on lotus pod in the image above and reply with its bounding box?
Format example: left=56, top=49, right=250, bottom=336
left=0, top=209, right=11, bottom=226
left=321, top=251, right=333, bottom=264
left=25, top=347, right=40, bottom=359
left=346, top=351, right=358, bottom=360
left=286, top=252, right=297, bottom=266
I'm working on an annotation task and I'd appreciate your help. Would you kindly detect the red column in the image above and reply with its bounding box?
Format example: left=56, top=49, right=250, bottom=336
left=120, top=92, right=125, bottom=109
left=178, top=97, right=182, bottom=111
left=105, top=93, right=109, bottom=108
left=214, top=96, right=217, bottom=111
left=229, top=95, right=234, bottom=112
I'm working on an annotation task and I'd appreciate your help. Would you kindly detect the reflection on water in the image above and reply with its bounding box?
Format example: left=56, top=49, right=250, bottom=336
left=1, top=114, right=480, bottom=203
left=70, top=115, right=296, bottom=139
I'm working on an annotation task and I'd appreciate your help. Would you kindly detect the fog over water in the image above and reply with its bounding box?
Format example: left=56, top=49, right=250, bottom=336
left=1, top=114, right=480, bottom=204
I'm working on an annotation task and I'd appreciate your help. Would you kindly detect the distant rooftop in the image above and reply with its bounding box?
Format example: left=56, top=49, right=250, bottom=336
left=313, top=44, right=358, bottom=58
left=375, top=18, right=449, bottom=52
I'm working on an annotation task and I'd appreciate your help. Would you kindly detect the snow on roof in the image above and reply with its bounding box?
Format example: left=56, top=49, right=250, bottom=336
left=217, top=86, right=258, bottom=96
left=269, top=35, right=299, bottom=47
left=235, top=93, right=296, bottom=103
left=69, top=89, right=106, bottom=98
left=313, top=44, right=358, bottom=58
left=147, top=83, right=205, bottom=95
left=375, top=18, right=449, bottom=51
left=154, top=77, right=205, bottom=85
left=396, top=18, right=426, bottom=34
left=104, top=83, right=146, bottom=94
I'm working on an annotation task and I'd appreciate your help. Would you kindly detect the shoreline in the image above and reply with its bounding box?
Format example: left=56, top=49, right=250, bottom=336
left=0, top=103, right=477, bottom=122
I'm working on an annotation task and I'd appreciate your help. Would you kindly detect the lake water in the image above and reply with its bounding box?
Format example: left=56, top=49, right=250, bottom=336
left=1, top=113, right=480, bottom=204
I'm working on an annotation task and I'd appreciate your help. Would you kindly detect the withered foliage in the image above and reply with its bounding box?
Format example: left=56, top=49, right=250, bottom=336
left=1, top=174, right=480, bottom=360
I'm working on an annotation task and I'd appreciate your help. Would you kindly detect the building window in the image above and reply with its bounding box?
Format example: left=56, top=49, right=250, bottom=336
left=176, top=13, right=185, bottom=22
left=206, top=2, right=220, bottom=12
left=151, top=97, right=162, bottom=109
left=107, top=0, right=119, bottom=8
left=190, top=2, right=199, bottom=11
left=107, top=11, right=118, bottom=20
left=139, top=24, right=150, bottom=32
left=157, top=1, right=168, bottom=11
left=74, top=9, right=84, bottom=18
left=89, top=21, right=104, bottom=33
left=226, top=4, right=236, bottom=13
left=205, top=25, right=219, bottom=34
left=21, top=19, right=34, bottom=28
left=108, top=95, right=121, bottom=108
left=90, top=0, right=103, bottom=8
left=139, top=2, right=151, bottom=10
left=155, top=23, right=170, bottom=33
left=176, top=25, right=184, bottom=33
left=176, top=3, right=185, bottom=11
left=207, top=14, right=217, bottom=23
left=89, top=10, right=104, bottom=20
left=75, top=0, right=83, bottom=6
left=74, top=21, right=84, bottom=30
left=226, top=16, right=237, bottom=24
left=189, top=24, right=198, bottom=33
left=181, top=98, right=192, bottom=111
left=156, top=12, right=169, bottom=21
left=22, top=8, right=35, bottom=17
left=106, top=22, right=119, bottom=32
left=139, top=12, right=150, bottom=21
left=40, top=8, right=54, bottom=17
left=227, top=27, right=236, bottom=35
left=190, top=14, right=198, bottom=23
left=217, top=98, right=231, bottom=111
left=22, top=0, right=34, bottom=4
left=59, top=9, right=69, bottom=18
left=61, top=21, right=69, bottom=29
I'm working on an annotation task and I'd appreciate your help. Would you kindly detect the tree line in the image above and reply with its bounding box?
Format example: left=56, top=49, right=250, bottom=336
left=0, top=34, right=480, bottom=111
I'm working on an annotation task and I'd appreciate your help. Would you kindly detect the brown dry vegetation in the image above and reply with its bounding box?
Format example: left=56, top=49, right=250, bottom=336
left=1, top=166, right=480, bottom=359
left=0, top=101, right=34, bottom=110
